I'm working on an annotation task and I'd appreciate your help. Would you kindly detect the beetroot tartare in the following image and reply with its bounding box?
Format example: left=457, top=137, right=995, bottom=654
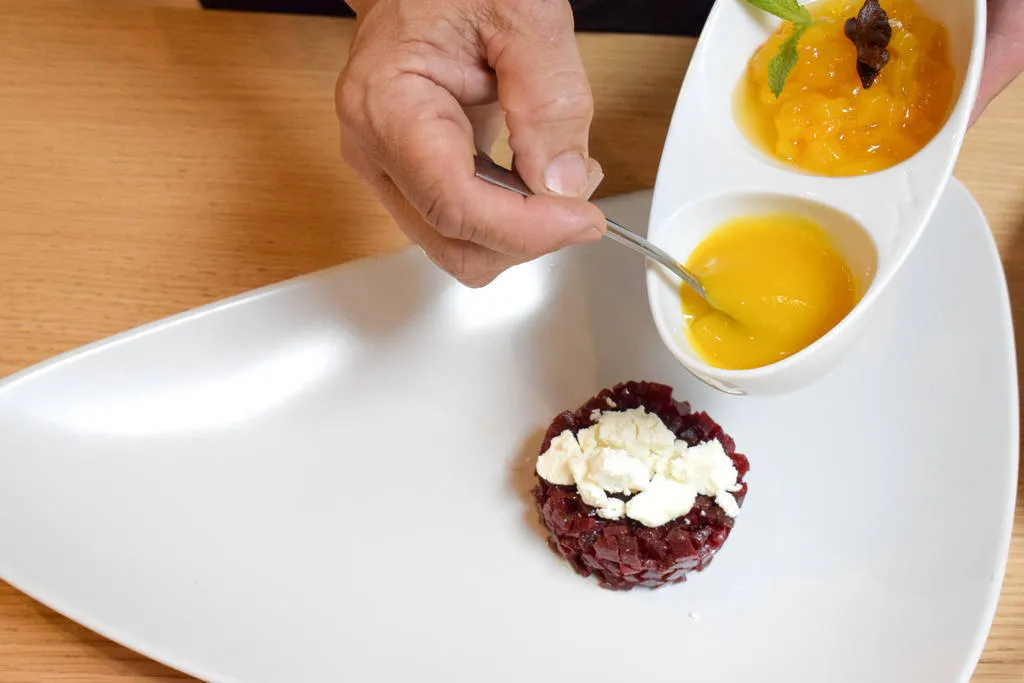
left=532, top=381, right=750, bottom=591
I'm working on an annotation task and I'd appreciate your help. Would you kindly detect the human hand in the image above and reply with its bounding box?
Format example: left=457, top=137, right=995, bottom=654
left=970, top=0, right=1024, bottom=125
left=336, top=0, right=606, bottom=287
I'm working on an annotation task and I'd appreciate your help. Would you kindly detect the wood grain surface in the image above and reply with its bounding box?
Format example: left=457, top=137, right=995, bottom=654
left=0, top=2, right=1021, bottom=681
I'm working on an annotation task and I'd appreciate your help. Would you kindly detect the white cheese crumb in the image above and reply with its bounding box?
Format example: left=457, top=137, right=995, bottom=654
left=670, top=440, right=741, bottom=518
left=578, top=480, right=611, bottom=510
left=715, top=497, right=739, bottom=518
left=535, top=431, right=581, bottom=486
left=588, top=448, right=652, bottom=494
left=589, top=409, right=603, bottom=422
left=625, top=475, right=697, bottom=527
left=535, top=407, right=743, bottom=526
left=596, top=498, right=625, bottom=520
left=605, top=397, right=617, bottom=408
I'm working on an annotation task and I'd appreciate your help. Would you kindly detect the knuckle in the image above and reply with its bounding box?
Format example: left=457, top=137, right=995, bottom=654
left=335, top=66, right=369, bottom=133
left=475, top=4, right=514, bottom=38
left=434, top=245, right=471, bottom=280
left=457, top=258, right=500, bottom=287
left=338, top=136, right=360, bottom=167
left=335, top=83, right=373, bottom=169
left=431, top=243, right=500, bottom=287
left=535, top=0, right=575, bottom=37
left=508, top=0, right=573, bottom=37
left=485, top=0, right=574, bottom=54
left=497, top=223, right=531, bottom=257
left=460, top=273, right=498, bottom=289
left=422, top=190, right=469, bottom=241
left=534, top=83, right=593, bottom=121
left=504, top=76, right=593, bottom=133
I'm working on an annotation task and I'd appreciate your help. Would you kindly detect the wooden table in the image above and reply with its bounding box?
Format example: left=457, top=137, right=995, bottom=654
left=0, top=2, right=1021, bottom=680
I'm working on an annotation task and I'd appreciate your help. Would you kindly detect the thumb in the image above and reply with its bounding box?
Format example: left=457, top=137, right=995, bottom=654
left=483, top=1, right=604, bottom=199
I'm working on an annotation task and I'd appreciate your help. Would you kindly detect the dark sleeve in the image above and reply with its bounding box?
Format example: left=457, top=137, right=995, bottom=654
left=570, top=0, right=714, bottom=35
left=199, top=0, right=355, bottom=16
left=198, top=0, right=713, bottom=36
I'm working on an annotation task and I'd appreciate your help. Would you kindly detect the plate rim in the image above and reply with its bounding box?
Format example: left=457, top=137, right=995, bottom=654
left=940, top=178, right=1019, bottom=683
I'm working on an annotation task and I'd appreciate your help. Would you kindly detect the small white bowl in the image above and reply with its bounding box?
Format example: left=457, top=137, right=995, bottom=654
left=646, top=0, right=986, bottom=396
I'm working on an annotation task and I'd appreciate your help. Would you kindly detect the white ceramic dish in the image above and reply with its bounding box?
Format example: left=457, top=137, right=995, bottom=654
left=0, top=184, right=1016, bottom=683
left=647, top=0, right=986, bottom=395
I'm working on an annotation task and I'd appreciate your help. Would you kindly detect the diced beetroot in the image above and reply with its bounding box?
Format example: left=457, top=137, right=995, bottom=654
left=570, top=555, right=593, bottom=576
left=694, top=412, right=719, bottom=439
left=531, top=381, right=750, bottom=591
left=602, top=524, right=629, bottom=538
left=594, top=537, right=620, bottom=562
left=730, top=452, right=750, bottom=477
left=635, top=528, right=670, bottom=561
left=665, top=527, right=697, bottom=557
left=704, top=504, right=728, bottom=527
left=717, top=432, right=737, bottom=455
left=571, top=516, right=599, bottom=535
left=619, top=563, right=646, bottom=578
left=734, top=483, right=749, bottom=506
left=617, top=536, right=642, bottom=569
left=667, top=567, right=689, bottom=582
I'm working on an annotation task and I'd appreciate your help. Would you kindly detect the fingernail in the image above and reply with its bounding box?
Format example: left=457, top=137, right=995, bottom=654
left=544, top=152, right=589, bottom=197
left=582, top=157, right=604, bottom=200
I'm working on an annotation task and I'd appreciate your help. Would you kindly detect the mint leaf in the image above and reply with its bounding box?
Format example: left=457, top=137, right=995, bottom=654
left=768, top=25, right=807, bottom=97
left=745, top=0, right=812, bottom=26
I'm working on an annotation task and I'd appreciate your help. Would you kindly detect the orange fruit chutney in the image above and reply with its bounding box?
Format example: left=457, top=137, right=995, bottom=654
left=680, top=213, right=859, bottom=370
left=736, top=0, right=956, bottom=176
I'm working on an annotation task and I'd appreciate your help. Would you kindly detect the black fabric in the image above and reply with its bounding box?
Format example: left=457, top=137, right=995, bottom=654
left=199, top=0, right=354, bottom=16
left=571, top=0, right=714, bottom=35
left=197, top=0, right=713, bottom=36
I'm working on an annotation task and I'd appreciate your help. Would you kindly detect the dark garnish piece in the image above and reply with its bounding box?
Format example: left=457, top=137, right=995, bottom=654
left=844, top=0, right=892, bottom=88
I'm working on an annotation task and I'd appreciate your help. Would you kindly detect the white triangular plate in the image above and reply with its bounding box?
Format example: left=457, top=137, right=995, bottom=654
left=0, top=181, right=1016, bottom=683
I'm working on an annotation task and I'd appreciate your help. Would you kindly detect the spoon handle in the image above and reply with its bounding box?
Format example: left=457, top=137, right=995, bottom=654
left=472, top=155, right=707, bottom=300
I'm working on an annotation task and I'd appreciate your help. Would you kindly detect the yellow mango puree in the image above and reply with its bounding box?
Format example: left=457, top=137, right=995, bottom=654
left=680, top=214, right=860, bottom=370
left=736, top=0, right=956, bottom=176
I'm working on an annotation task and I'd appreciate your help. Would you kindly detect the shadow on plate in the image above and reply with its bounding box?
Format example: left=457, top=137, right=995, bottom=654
left=507, top=427, right=550, bottom=544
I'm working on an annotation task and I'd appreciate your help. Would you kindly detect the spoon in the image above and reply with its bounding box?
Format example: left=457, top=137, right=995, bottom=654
left=473, top=154, right=711, bottom=303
